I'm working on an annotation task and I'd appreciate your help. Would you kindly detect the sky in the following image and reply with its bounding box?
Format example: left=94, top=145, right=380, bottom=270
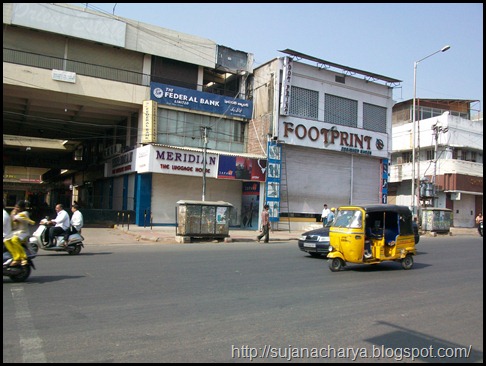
left=80, top=3, right=483, bottom=117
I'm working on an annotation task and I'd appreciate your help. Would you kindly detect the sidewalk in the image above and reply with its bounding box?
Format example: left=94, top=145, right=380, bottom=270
left=111, top=224, right=479, bottom=244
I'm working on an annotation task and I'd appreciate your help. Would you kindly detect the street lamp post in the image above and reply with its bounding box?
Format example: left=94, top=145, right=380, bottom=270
left=411, top=45, right=450, bottom=218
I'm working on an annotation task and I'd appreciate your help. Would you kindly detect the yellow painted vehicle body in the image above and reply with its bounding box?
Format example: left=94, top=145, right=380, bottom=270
left=327, top=204, right=416, bottom=272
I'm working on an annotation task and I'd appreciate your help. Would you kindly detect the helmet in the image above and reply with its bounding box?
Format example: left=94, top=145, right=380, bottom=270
left=331, top=207, right=336, bottom=211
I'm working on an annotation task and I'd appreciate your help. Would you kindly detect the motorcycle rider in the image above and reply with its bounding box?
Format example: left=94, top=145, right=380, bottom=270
left=4, top=200, right=35, bottom=266
left=3, top=200, right=12, bottom=238
left=64, top=203, right=84, bottom=244
left=46, top=203, right=70, bottom=247
left=476, top=213, right=483, bottom=225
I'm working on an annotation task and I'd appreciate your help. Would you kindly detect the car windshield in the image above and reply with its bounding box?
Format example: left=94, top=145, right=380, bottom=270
left=333, top=210, right=362, bottom=228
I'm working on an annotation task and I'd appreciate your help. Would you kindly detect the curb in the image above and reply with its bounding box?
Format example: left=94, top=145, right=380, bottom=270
left=116, top=226, right=298, bottom=243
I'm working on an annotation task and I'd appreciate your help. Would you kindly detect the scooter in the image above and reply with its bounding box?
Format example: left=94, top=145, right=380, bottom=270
left=479, top=221, right=483, bottom=237
left=29, top=219, right=84, bottom=255
left=3, top=241, right=37, bottom=282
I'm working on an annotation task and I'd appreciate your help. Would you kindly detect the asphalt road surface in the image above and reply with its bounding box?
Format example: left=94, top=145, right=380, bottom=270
left=3, top=235, right=483, bottom=363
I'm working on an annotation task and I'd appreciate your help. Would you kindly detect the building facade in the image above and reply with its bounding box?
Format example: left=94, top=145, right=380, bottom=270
left=250, top=50, right=401, bottom=231
left=3, top=3, right=264, bottom=227
left=389, top=99, right=483, bottom=228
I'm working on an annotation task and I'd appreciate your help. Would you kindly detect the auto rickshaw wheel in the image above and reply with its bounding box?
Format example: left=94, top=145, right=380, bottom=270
left=329, top=258, right=344, bottom=272
left=401, top=255, right=414, bottom=270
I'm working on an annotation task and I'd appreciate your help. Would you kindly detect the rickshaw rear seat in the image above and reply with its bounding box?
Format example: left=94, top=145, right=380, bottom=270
left=384, top=229, right=398, bottom=245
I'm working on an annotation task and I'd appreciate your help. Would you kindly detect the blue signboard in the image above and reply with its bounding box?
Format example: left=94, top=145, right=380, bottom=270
left=381, top=158, right=389, bottom=204
left=150, top=82, right=253, bottom=119
left=266, top=141, right=282, bottom=222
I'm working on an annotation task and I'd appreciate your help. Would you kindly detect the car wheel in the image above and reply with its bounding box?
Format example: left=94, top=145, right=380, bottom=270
left=329, top=258, right=344, bottom=272
left=401, top=255, right=414, bottom=270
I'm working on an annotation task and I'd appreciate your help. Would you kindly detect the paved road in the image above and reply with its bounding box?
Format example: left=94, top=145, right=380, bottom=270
left=3, top=235, right=483, bottom=363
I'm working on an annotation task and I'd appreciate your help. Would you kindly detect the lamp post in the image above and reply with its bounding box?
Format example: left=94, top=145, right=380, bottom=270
left=411, top=45, right=450, bottom=217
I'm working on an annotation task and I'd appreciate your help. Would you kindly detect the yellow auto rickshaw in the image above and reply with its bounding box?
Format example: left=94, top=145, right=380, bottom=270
left=327, top=204, right=417, bottom=272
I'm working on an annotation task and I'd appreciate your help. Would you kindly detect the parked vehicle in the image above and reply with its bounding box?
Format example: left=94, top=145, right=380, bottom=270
left=29, top=219, right=84, bottom=255
left=327, top=204, right=417, bottom=272
left=298, top=222, right=332, bottom=258
left=3, top=242, right=36, bottom=282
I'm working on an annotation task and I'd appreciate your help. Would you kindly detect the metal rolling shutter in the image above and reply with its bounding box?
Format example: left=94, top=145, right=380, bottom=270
left=285, top=145, right=381, bottom=214
left=351, top=155, right=381, bottom=205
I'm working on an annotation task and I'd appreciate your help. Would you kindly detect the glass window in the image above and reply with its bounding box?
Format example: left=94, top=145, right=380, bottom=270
left=333, top=210, right=362, bottom=228
left=421, top=107, right=432, bottom=120
left=157, top=109, right=246, bottom=153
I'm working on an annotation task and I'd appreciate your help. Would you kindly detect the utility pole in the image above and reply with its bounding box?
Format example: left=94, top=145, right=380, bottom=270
left=432, top=122, right=448, bottom=207
left=201, top=126, right=211, bottom=201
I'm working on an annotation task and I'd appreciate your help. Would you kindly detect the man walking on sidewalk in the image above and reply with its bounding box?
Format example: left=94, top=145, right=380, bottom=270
left=256, top=204, right=270, bottom=243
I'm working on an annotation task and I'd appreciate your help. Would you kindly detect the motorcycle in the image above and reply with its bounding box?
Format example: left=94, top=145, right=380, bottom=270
left=479, top=221, right=483, bottom=237
left=29, top=219, right=84, bottom=255
left=3, top=241, right=37, bottom=282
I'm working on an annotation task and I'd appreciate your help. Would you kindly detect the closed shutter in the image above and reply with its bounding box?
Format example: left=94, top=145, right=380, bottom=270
left=285, top=145, right=382, bottom=214
left=351, top=155, right=381, bottom=205
left=285, top=145, right=351, bottom=214
left=151, top=174, right=243, bottom=224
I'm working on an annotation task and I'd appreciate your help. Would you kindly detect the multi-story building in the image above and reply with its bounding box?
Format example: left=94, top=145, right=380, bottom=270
left=250, top=50, right=401, bottom=231
left=389, top=99, right=483, bottom=228
left=3, top=3, right=262, bottom=226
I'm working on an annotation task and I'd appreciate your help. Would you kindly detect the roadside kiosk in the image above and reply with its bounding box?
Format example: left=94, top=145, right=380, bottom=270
left=176, top=200, right=233, bottom=242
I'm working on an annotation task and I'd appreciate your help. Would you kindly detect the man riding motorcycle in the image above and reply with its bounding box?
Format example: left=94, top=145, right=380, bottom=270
left=4, top=200, right=34, bottom=266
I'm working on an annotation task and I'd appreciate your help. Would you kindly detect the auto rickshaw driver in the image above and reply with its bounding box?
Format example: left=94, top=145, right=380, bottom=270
left=328, top=204, right=417, bottom=272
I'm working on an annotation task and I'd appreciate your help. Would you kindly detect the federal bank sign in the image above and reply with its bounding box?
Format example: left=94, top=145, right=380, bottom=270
left=150, top=82, right=253, bottom=119
left=280, top=120, right=388, bottom=158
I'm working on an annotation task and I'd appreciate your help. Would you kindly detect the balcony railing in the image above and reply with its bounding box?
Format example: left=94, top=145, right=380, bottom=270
left=389, top=159, right=483, bottom=183
left=4, top=48, right=242, bottom=98
left=4, top=47, right=146, bottom=86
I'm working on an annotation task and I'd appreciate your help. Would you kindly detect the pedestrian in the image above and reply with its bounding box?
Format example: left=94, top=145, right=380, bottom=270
left=475, top=212, right=483, bottom=225
left=247, top=198, right=254, bottom=227
left=256, top=204, right=270, bottom=243
left=64, top=203, right=84, bottom=243
left=46, top=203, right=70, bottom=247
left=4, top=200, right=35, bottom=266
left=327, top=207, right=336, bottom=225
left=321, top=204, right=330, bottom=227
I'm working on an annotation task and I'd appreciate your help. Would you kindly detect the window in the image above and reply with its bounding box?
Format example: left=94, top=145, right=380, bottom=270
left=289, top=86, right=319, bottom=119
left=325, top=94, right=358, bottom=127
left=157, top=109, right=246, bottom=153
left=421, top=107, right=432, bottom=120
left=363, top=103, right=387, bottom=133
left=426, top=149, right=434, bottom=161
left=401, top=152, right=412, bottom=163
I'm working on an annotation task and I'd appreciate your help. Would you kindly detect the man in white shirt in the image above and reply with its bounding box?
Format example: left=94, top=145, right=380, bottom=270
left=321, top=204, right=330, bottom=227
left=3, top=200, right=12, bottom=238
left=65, top=204, right=84, bottom=242
left=47, top=203, right=70, bottom=247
